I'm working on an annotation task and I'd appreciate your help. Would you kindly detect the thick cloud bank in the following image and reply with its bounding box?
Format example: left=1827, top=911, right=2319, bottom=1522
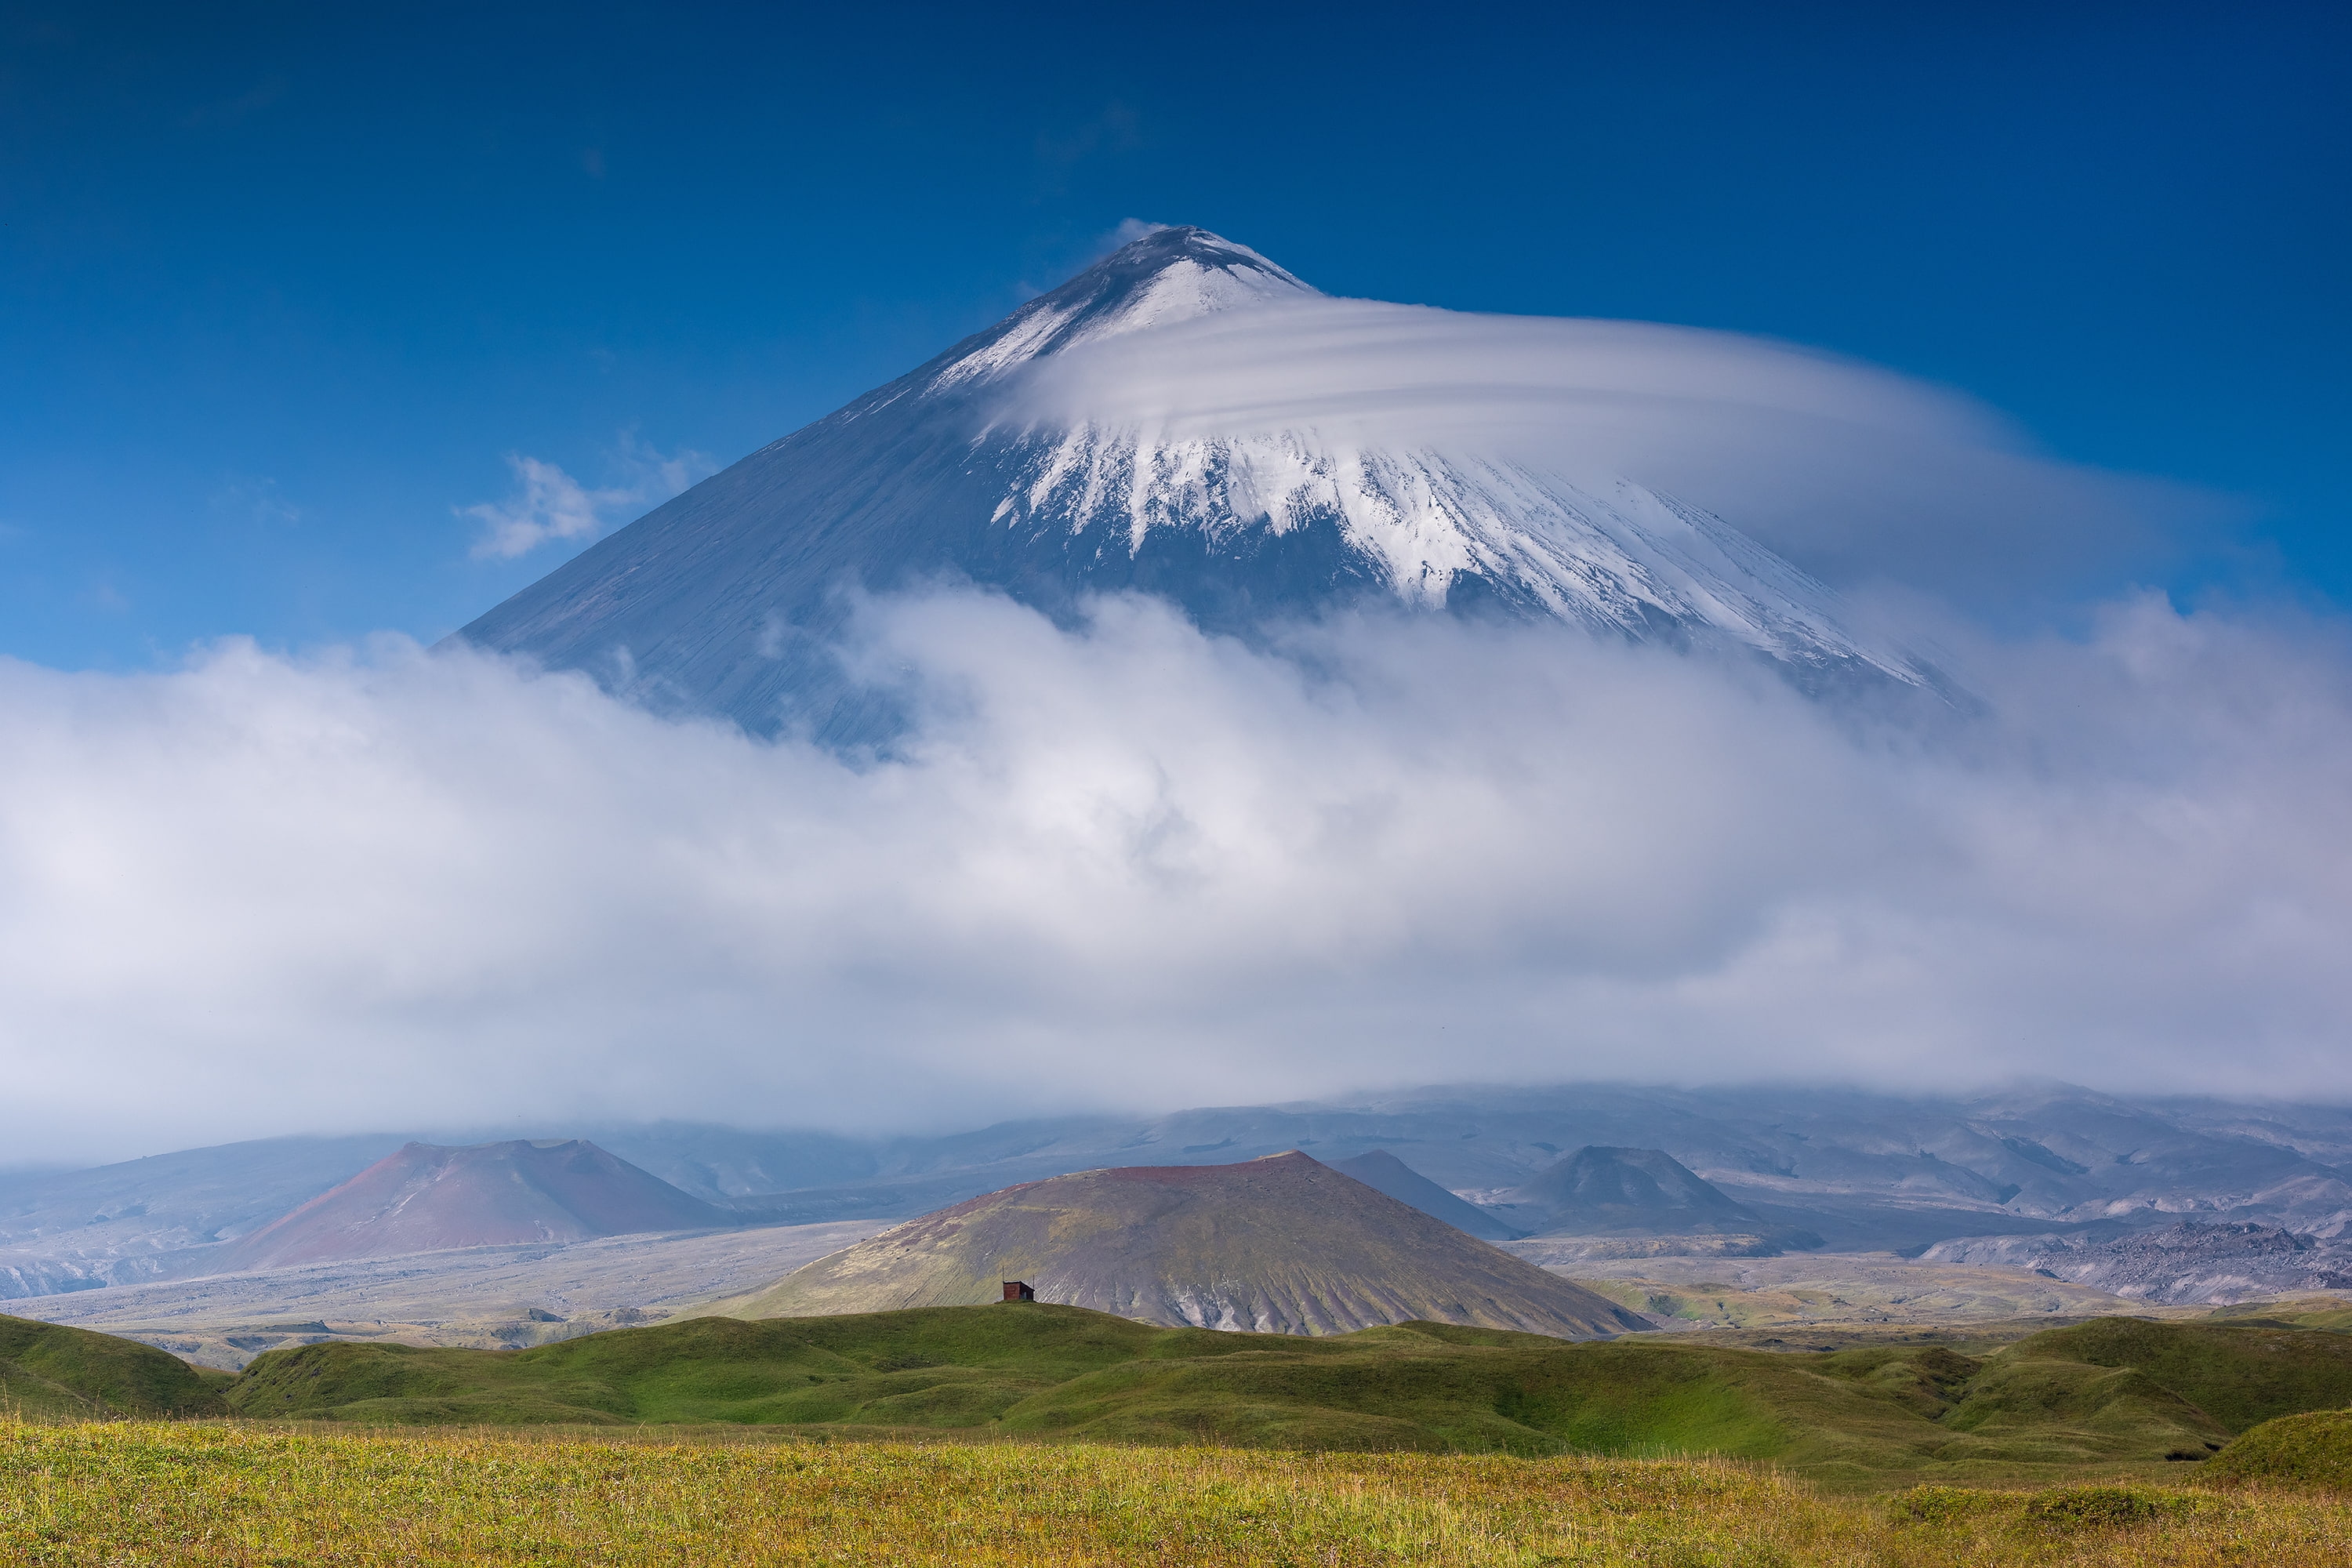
left=2, top=590, right=2348, bottom=1161
left=1006, top=298, right=2213, bottom=593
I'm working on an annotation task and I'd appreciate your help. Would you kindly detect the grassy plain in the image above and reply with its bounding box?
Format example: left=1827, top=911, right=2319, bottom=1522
left=206, top=1302, right=2352, bottom=1490
left=9, top=1303, right=2352, bottom=1563
left=5, top=1419, right=2352, bottom=1566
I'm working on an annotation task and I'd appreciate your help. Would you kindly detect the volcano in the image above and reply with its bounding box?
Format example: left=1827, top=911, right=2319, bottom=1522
left=1502, top=1145, right=1766, bottom=1238
left=1331, top=1149, right=1523, bottom=1240
left=457, top=227, right=1926, bottom=741
left=216, top=1140, right=729, bottom=1272
left=722, top=1151, right=1646, bottom=1338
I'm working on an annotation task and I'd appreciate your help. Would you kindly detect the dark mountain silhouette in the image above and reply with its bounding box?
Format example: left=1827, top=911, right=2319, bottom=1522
left=1331, top=1149, right=1523, bottom=1240
left=726, top=1151, right=1646, bottom=1338
left=1504, top=1145, right=1765, bottom=1237
left=216, top=1141, right=729, bottom=1272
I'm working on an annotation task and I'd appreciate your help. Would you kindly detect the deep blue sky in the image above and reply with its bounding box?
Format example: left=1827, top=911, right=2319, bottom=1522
left=2, top=0, right=2344, bottom=668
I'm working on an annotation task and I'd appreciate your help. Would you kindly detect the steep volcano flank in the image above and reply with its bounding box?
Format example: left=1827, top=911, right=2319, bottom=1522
left=218, top=1140, right=729, bottom=1272
left=1333, top=1149, right=1523, bottom=1240
left=727, top=1152, right=1646, bottom=1338
left=454, top=225, right=1923, bottom=743
left=1510, top=1146, right=1763, bottom=1237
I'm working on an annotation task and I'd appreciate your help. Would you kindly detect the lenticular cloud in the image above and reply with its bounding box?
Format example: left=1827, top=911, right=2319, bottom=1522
left=0, top=589, right=2347, bottom=1163
left=1004, top=295, right=2194, bottom=593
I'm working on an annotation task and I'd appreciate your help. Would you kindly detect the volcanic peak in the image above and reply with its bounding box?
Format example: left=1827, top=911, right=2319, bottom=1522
left=456, top=223, right=1927, bottom=741
left=1507, top=1145, right=1762, bottom=1237
left=920, top=225, right=1314, bottom=390
left=217, top=1138, right=728, bottom=1272
left=728, top=1150, right=1643, bottom=1338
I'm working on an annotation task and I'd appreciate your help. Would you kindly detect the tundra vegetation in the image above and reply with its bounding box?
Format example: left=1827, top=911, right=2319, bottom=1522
left=5, top=1305, right=2352, bottom=1563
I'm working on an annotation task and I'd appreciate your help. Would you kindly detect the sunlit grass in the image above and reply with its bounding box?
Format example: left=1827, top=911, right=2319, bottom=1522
left=2, top=1420, right=2350, bottom=1566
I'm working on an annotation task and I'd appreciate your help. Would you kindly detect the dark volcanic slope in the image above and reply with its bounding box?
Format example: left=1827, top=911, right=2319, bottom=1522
left=1332, top=1149, right=1523, bottom=1240
left=218, top=1141, right=729, bottom=1272
left=1508, top=1146, right=1763, bottom=1237
left=728, top=1152, right=1646, bottom=1338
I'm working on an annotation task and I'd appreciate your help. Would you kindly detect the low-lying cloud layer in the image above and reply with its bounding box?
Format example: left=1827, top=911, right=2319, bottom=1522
left=3, top=589, right=2347, bottom=1163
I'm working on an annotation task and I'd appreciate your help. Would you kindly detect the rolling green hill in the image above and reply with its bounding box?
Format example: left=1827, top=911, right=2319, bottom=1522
left=218, top=1303, right=2352, bottom=1485
left=2209, top=1407, right=2352, bottom=1490
left=0, top=1313, right=226, bottom=1418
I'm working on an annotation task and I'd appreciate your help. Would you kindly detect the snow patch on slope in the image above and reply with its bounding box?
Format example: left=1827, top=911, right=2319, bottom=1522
left=934, top=275, right=1966, bottom=682
left=989, top=425, right=1915, bottom=677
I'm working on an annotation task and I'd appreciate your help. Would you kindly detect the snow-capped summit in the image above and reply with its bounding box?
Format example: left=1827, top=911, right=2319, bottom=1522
left=457, top=226, right=1929, bottom=739
left=922, top=225, right=1314, bottom=389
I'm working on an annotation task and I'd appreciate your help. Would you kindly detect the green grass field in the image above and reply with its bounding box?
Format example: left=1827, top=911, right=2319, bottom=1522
left=201, top=1302, right=2352, bottom=1487
left=9, top=1303, right=2352, bottom=1561
left=5, top=1421, right=2352, bottom=1566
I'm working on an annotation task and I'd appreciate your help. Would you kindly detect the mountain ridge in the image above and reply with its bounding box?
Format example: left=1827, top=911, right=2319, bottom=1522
left=12, top=1081, right=2351, bottom=1303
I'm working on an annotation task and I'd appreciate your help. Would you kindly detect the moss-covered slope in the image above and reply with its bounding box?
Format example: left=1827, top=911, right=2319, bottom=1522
left=2208, top=1407, right=2352, bottom=1490
left=0, top=1313, right=225, bottom=1417
left=222, top=1303, right=2352, bottom=1483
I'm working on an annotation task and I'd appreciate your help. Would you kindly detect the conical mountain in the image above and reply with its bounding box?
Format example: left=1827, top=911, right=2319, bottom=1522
left=216, top=1140, right=729, bottom=1271
left=1331, top=1149, right=1523, bottom=1240
left=1504, top=1145, right=1762, bottom=1238
left=457, top=226, right=1923, bottom=741
left=721, top=1151, right=1646, bottom=1338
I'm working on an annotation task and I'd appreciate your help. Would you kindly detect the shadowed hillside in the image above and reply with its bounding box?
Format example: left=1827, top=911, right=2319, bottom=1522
left=724, top=1152, right=1645, bottom=1338
left=1506, top=1145, right=1771, bottom=1237
left=217, top=1141, right=728, bottom=1271
left=1332, top=1150, right=1523, bottom=1240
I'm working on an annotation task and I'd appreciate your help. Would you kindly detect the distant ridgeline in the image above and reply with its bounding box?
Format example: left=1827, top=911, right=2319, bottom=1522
left=9, top=1082, right=2352, bottom=1307
left=216, top=1140, right=731, bottom=1272
left=452, top=226, right=1931, bottom=742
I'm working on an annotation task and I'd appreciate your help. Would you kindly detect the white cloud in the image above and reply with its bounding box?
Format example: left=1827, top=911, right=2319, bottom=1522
left=999, top=296, right=2232, bottom=596
left=462, top=435, right=713, bottom=560
left=1102, top=217, right=1169, bottom=252
left=0, top=588, right=2347, bottom=1163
